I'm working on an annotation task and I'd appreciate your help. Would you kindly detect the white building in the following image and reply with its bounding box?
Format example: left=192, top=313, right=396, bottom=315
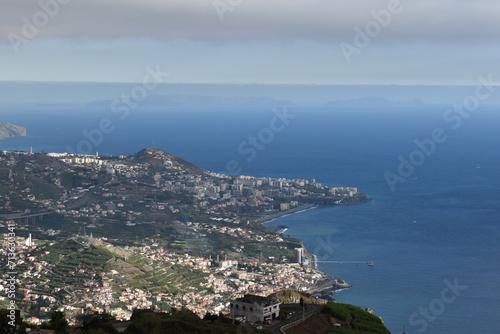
left=229, top=294, right=281, bottom=323
left=294, top=247, right=303, bottom=264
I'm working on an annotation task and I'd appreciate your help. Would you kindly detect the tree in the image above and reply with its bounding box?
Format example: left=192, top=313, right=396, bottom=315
left=49, top=311, right=69, bottom=334
left=130, top=313, right=161, bottom=334
left=82, top=313, right=118, bottom=334
left=202, top=313, right=219, bottom=322
left=279, top=310, right=289, bottom=321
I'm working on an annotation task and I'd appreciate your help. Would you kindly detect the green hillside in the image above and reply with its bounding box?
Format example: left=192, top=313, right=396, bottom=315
left=324, top=302, right=391, bottom=334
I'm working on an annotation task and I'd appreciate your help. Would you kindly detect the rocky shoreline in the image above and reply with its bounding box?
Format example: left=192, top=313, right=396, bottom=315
left=305, top=249, right=352, bottom=300
left=254, top=204, right=353, bottom=300
left=309, top=277, right=352, bottom=300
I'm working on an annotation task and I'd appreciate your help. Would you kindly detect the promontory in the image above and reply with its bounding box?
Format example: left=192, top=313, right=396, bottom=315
left=0, top=121, right=27, bottom=139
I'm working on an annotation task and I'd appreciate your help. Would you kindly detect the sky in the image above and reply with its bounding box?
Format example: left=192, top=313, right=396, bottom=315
left=1, top=0, right=500, bottom=85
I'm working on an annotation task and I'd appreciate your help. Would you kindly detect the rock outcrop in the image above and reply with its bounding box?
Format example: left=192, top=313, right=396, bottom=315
left=0, top=122, right=27, bottom=139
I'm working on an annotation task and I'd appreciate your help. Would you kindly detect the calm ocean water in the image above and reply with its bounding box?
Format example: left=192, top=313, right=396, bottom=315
left=1, top=106, right=499, bottom=333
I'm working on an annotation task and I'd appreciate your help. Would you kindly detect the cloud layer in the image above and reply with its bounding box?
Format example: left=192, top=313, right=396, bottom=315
left=2, top=0, right=500, bottom=44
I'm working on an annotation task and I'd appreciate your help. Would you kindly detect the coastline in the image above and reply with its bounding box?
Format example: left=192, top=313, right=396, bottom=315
left=255, top=204, right=351, bottom=300
left=303, top=246, right=352, bottom=300
left=256, top=204, right=318, bottom=224
left=308, top=276, right=352, bottom=300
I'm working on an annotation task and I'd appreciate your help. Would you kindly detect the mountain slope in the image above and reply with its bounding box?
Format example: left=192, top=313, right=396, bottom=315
left=0, top=122, right=26, bottom=139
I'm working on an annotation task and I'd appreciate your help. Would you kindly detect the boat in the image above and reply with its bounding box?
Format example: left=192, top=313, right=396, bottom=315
left=367, top=262, right=374, bottom=266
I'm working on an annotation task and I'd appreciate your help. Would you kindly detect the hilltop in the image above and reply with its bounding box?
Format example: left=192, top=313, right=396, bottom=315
left=129, top=147, right=206, bottom=174
left=0, top=121, right=26, bottom=139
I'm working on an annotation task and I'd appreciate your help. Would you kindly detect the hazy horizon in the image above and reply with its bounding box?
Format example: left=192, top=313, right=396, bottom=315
left=2, top=81, right=500, bottom=106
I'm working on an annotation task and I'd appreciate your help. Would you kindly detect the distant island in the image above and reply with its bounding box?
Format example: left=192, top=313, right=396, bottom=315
left=87, top=94, right=295, bottom=108
left=0, top=121, right=26, bottom=139
left=326, top=97, right=425, bottom=107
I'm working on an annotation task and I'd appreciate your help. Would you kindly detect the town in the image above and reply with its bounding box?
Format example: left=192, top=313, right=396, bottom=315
left=0, top=148, right=367, bottom=325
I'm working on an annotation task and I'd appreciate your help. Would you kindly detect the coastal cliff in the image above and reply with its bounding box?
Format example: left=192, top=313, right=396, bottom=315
left=0, top=122, right=27, bottom=139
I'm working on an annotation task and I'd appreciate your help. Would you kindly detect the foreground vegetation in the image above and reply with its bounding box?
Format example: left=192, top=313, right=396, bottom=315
left=1, top=309, right=272, bottom=334
left=324, top=302, right=390, bottom=334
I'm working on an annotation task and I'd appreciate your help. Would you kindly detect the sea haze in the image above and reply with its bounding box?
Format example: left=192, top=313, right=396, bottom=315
left=1, top=105, right=499, bottom=333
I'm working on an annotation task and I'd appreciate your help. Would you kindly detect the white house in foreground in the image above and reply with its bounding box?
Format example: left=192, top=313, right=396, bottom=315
left=229, top=294, right=281, bottom=323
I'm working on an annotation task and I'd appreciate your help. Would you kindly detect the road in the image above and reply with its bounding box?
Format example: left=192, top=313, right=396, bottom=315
left=269, top=304, right=323, bottom=334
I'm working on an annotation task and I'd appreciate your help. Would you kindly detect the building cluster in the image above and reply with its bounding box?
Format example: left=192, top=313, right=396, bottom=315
left=0, top=151, right=361, bottom=232
left=1, top=234, right=326, bottom=324
left=0, top=150, right=361, bottom=325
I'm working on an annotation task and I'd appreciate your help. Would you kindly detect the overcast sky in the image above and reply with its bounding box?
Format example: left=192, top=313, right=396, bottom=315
left=1, top=0, right=500, bottom=85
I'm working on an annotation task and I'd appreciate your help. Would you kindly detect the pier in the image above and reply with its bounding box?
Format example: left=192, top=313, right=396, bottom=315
left=315, top=261, right=374, bottom=266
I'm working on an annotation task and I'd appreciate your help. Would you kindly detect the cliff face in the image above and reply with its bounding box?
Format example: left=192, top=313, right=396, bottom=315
left=269, top=289, right=328, bottom=305
left=0, top=122, right=27, bottom=139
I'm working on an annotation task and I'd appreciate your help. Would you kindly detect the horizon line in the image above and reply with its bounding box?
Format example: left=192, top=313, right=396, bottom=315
left=0, top=80, right=495, bottom=88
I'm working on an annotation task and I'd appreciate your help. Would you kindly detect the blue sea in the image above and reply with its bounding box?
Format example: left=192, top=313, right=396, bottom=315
left=1, top=105, right=499, bottom=333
